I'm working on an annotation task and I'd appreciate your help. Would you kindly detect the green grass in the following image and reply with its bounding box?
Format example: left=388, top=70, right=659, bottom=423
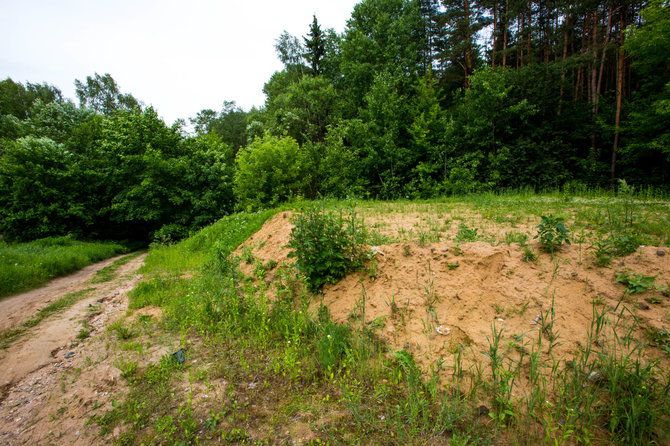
left=0, top=236, right=128, bottom=298
left=89, top=251, right=145, bottom=284
left=95, top=196, right=670, bottom=445
left=0, top=287, right=95, bottom=348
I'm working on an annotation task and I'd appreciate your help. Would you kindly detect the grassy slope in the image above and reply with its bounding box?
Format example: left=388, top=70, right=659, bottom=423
left=95, top=195, right=670, bottom=445
left=0, top=236, right=128, bottom=298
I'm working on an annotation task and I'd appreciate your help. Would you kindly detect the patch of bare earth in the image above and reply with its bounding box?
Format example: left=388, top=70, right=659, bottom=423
left=0, top=253, right=165, bottom=445
left=236, top=211, right=670, bottom=394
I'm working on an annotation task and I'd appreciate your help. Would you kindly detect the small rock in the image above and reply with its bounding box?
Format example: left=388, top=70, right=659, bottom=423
left=657, top=250, right=666, bottom=257
left=638, top=302, right=650, bottom=310
left=477, top=405, right=490, bottom=416
left=441, top=247, right=449, bottom=252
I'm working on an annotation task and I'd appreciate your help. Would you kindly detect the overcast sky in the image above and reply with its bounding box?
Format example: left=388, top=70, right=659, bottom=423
left=0, top=0, right=360, bottom=124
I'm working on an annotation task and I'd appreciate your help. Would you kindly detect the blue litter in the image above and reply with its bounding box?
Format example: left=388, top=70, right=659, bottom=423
left=172, top=348, right=185, bottom=364
left=64, top=351, right=75, bottom=359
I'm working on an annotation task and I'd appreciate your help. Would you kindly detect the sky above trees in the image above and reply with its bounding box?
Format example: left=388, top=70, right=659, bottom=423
left=0, top=0, right=359, bottom=124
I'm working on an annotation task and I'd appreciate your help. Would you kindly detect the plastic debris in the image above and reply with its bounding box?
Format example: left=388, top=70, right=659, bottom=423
left=172, top=348, right=185, bottom=364
left=371, top=246, right=385, bottom=257
left=64, top=351, right=75, bottom=359
left=436, top=326, right=451, bottom=336
left=531, top=314, right=541, bottom=325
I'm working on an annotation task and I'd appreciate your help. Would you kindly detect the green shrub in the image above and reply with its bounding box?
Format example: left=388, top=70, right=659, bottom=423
left=234, top=133, right=308, bottom=211
left=287, top=206, right=367, bottom=292
left=535, top=215, right=571, bottom=253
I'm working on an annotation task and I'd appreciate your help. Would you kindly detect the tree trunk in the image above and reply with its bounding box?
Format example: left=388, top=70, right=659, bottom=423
left=464, top=0, right=473, bottom=87
left=558, top=14, right=570, bottom=116
left=502, top=0, right=509, bottom=68
left=596, top=4, right=614, bottom=114
left=612, top=11, right=626, bottom=182
left=590, top=10, right=599, bottom=160
left=492, top=1, right=498, bottom=67
left=526, top=2, right=532, bottom=64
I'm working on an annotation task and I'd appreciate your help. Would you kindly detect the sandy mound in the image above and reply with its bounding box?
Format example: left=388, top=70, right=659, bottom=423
left=237, top=211, right=670, bottom=381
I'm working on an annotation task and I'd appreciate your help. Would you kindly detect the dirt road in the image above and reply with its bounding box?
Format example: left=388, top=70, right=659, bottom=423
left=0, top=253, right=146, bottom=445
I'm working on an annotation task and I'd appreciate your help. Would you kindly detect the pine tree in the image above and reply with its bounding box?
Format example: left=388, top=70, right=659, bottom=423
left=304, top=15, right=326, bottom=75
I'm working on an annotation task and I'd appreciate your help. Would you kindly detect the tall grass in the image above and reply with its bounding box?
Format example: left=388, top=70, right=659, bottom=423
left=0, top=236, right=127, bottom=298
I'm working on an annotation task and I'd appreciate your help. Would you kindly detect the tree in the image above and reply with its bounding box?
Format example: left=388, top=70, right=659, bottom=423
left=304, top=15, right=326, bottom=75
left=190, top=109, right=217, bottom=135
left=0, top=137, right=89, bottom=240
left=210, top=101, right=248, bottom=153
left=620, top=0, right=670, bottom=183
left=437, top=0, right=490, bottom=88
left=74, top=73, right=139, bottom=115
left=275, top=31, right=308, bottom=77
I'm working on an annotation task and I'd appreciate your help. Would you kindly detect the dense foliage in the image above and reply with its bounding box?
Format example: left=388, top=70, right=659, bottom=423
left=1, top=0, right=668, bottom=242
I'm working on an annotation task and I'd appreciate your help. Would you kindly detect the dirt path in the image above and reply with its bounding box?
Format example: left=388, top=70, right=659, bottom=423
left=0, top=254, right=130, bottom=333
left=0, top=253, right=147, bottom=445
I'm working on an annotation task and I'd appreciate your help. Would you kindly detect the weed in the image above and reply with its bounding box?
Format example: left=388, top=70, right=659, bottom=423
left=77, top=321, right=91, bottom=340
left=316, top=322, right=350, bottom=371
left=522, top=246, right=536, bottom=262
left=535, top=215, right=571, bottom=253
left=591, top=239, right=613, bottom=266
left=455, top=224, right=479, bottom=242
left=502, top=231, right=529, bottom=245
left=616, top=271, right=656, bottom=294
left=240, top=245, right=255, bottom=264
left=109, top=321, right=136, bottom=340
left=646, top=328, right=670, bottom=355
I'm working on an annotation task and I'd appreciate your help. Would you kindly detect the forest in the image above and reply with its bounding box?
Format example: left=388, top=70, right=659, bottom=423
left=1, top=0, right=668, bottom=243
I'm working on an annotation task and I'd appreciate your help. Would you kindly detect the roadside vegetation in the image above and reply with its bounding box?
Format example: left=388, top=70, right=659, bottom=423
left=0, top=236, right=127, bottom=298
left=91, top=190, right=670, bottom=445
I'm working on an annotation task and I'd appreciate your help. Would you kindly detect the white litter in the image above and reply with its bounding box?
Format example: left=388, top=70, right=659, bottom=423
left=436, top=326, right=451, bottom=336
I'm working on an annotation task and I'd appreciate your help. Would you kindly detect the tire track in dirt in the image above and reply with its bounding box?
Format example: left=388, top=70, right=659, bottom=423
left=0, top=253, right=146, bottom=445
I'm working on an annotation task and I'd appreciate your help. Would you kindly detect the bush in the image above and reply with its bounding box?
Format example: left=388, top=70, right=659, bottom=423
left=234, top=133, right=308, bottom=211
left=287, top=206, right=367, bottom=293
